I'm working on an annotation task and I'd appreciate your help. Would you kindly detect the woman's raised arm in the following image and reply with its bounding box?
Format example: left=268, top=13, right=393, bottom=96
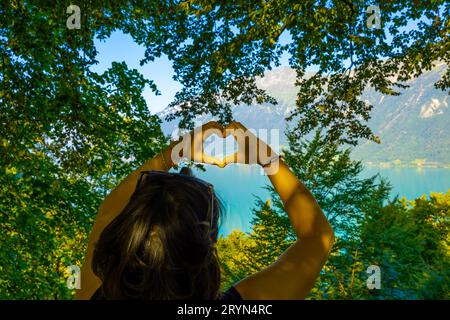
left=227, top=122, right=335, bottom=300
left=75, top=146, right=173, bottom=299
left=75, top=121, right=223, bottom=299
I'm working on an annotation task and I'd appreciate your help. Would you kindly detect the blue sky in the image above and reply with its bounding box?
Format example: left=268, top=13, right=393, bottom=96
left=91, top=11, right=426, bottom=114
left=92, top=32, right=181, bottom=114
left=92, top=30, right=293, bottom=114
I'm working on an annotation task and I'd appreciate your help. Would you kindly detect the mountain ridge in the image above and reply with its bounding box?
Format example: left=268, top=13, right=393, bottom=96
left=158, top=64, right=450, bottom=166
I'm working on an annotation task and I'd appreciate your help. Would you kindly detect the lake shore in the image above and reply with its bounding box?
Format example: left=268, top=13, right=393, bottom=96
left=196, top=165, right=450, bottom=236
left=363, top=161, right=450, bottom=169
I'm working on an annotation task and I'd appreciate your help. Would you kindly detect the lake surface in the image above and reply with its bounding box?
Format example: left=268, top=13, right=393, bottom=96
left=192, top=165, right=450, bottom=236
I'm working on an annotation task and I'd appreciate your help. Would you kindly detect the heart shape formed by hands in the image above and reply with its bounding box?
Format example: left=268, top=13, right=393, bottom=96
left=202, top=131, right=238, bottom=167
left=194, top=121, right=237, bottom=168
left=197, top=121, right=264, bottom=168
left=170, top=121, right=275, bottom=169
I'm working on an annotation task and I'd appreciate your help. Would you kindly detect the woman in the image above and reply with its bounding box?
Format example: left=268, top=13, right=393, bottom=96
left=76, top=121, right=334, bottom=300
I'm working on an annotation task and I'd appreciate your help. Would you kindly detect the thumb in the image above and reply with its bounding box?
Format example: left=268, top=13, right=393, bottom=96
left=202, top=154, right=226, bottom=168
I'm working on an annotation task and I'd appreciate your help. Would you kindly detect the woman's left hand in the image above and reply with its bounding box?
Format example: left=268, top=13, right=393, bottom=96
left=167, top=121, right=227, bottom=168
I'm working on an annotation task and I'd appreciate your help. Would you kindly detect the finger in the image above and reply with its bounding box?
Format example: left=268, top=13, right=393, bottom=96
left=224, top=123, right=242, bottom=140
left=191, top=121, right=221, bottom=142
left=215, top=161, right=227, bottom=168
left=199, top=122, right=224, bottom=142
left=225, top=122, right=250, bottom=140
left=203, top=120, right=219, bottom=126
left=224, top=121, right=237, bottom=131
left=223, top=125, right=249, bottom=164
left=202, top=154, right=225, bottom=167
left=202, top=121, right=223, bottom=132
left=223, top=152, right=238, bottom=165
left=202, top=127, right=224, bottom=141
left=225, top=121, right=246, bottom=131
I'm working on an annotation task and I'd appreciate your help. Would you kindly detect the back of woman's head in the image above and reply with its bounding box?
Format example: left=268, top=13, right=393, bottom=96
left=92, top=168, right=224, bottom=299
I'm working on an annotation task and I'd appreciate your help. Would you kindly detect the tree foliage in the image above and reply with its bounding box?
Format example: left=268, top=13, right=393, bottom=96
left=1, top=1, right=167, bottom=298
left=154, top=0, right=449, bottom=144
left=217, top=131, right=449, bottom=299
left=4, top=1, right=447, bottom=142
left=356, top=192, right=450, bottom=299
left=1, top=1, right=448, bottom=299
left=218, top=129, right=388, bottom=292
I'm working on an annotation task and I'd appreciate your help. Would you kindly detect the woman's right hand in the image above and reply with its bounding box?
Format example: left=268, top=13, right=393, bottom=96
left=223, top=121, right=278, bottom=168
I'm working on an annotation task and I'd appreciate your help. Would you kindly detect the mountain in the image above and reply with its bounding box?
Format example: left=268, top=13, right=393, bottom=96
left=158, top=64, right=450, bottom=165
left=353, top=63, right=449, bottom=165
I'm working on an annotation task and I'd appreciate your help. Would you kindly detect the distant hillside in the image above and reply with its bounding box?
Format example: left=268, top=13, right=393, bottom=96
left=158, top=64, right=450, bottom=165
left=354, top=63, right=449, bottom=165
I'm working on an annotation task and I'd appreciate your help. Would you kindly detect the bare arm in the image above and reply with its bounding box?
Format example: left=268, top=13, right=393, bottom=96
left=229, top=123, right=334, bottom=300
left=75, top=148, right=174, bottom=299
left=75, top=121, right=223, bottom=299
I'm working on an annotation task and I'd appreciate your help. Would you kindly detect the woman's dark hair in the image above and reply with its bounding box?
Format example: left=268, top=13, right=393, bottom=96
left=92, top=167, right=224, bottom=299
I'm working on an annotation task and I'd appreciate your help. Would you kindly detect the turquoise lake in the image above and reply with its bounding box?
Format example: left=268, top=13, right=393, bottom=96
left=192, top=165, right=450, bottom=236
